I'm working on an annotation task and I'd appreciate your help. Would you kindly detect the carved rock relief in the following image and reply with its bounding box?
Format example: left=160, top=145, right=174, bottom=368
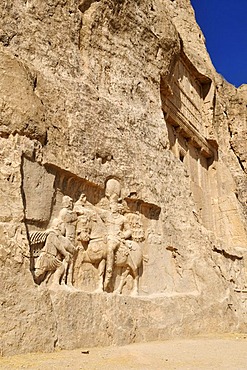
left=19, top=154, right=247, bottom=298
left=26, top=166, right=159, bottom=296
left=1, top=132, right=245, bottom=304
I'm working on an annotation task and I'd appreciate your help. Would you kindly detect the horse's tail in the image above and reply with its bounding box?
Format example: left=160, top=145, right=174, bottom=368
left=143, top=254, right=149, bottom=263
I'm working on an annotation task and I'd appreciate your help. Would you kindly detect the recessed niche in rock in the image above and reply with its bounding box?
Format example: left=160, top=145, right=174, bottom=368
left=22, top=158, right=56, bottom=227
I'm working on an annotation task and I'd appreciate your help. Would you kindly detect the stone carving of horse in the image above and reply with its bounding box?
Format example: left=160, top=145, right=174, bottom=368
left=80, top=238, right=147, bottom=296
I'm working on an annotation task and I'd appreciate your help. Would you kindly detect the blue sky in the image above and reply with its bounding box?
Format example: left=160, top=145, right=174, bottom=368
left=190, top=0, right=247, bottom=87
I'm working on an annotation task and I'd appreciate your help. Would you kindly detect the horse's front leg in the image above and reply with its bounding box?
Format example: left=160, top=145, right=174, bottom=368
left=114, top=266, right=130, bottom=295
left=94, top=259, right=106, bottom=293
left=130, top=269, right=139, bottom=296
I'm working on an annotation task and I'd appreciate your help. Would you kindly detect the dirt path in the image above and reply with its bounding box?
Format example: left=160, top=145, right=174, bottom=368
left=1, top=334, right=247, bottom=370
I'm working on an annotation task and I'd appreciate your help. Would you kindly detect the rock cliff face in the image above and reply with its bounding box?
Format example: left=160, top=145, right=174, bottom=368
left=0, top=0, right=247, bottom=355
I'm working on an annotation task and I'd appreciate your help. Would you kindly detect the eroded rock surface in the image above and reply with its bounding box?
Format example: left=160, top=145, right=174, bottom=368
left=0, top=0, right=247, bottom=356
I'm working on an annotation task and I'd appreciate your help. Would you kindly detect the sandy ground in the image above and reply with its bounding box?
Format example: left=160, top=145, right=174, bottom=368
left=1, top=334, right=247, bottom=370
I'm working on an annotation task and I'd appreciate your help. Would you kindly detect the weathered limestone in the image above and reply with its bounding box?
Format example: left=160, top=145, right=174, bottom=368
left=0, top=0, right=247, bottom=356
left=0, top=47, right=46, bottom=143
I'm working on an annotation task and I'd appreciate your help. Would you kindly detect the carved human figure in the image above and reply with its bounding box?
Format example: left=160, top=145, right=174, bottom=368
left=105, top=178, right=122, bottom=203
left=58, top=195, right=77, bottom=242
left=34, top=218, right=76, bottom=289
left=97, top=200, right=132, bottom=288
left=73, top=193, right=148, bottom=295
left=73, top=193, right=93, bottom=248
left=73, top=193, right=108, bottom=292
left=126, top=212, right=145, bottom=242
left=58, top=195, right=78, bottom=286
